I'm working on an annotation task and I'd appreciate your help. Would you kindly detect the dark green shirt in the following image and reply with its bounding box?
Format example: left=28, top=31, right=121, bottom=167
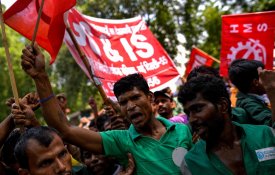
left=184, top=122, right=275, bottom=175
left=236, top=92, right=272, bottom=126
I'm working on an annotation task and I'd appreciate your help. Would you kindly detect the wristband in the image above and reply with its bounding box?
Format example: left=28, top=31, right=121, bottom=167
left=39, top=94, right=55, bottom=103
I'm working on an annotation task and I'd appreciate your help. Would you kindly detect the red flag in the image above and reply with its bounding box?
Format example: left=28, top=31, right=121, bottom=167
left=220, top=11, right=275, bottom=76
left=64, top=8, right=180, bottom=98
left=184, top=47, right=214, bottom=76
left=4, top=0, right=76, bottom=64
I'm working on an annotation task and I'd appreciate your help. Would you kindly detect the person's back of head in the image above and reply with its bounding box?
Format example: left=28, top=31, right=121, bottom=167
left=1, top=129, right=21, bottom=168
left=14, top=126, right=61, bottom=170
left=187, top=66, right=221, bottom=81
left=229, top=59, right=264, bottom=93
left=114, top=73, right=150, bottom=98
left=178, top=75, right=231, bottom=115
left=1, top=129, right=21, bottom=175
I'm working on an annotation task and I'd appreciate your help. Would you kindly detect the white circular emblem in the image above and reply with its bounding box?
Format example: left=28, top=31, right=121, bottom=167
left=172, top=147, right=187, bottom=167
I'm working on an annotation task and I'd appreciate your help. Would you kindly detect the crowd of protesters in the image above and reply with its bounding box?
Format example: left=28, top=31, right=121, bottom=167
left=0, top=43, right=274, bottom=175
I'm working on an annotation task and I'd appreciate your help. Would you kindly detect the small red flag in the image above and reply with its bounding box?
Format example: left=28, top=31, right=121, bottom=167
left=185, top=47, right=214, bottom=76
left=4, top=0, right=76, bottom=64
left=220, top=11, right=275, bottom=77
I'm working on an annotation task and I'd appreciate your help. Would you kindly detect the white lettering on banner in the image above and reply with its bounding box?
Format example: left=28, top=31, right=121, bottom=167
left=243, top=24, right=252, bottom=33
left=147, top=76, right=161, bottom=87
left=130, top=34, right=154, bottom=58
left=89, top=23, right=147, bottom=36
left=230, top=23, right=268, bottom=33
left=89, top=56, right=169, bottom=76
left=256, top=147, right=275, bottom=162
left=73, top=22, right=101, bottom=56
left=191, top=55, right=207, bottom=70
left=101, top=34, right=124, bottom=62
left=230, top=24, right=239, bottom=33
left=121, top=64, right=137, bottom=75
left=257, top=23, right=268, bottom=32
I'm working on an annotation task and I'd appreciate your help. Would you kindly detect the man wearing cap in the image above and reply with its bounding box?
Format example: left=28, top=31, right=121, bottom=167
left=154, top=88, right=188, bottom=124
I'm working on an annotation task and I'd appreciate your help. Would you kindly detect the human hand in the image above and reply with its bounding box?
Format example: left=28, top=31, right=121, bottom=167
left=21, top=43, right=46, bottom=79
left=119, top=153, right=135, bottom=175
left=110, top=115, right=127, bottom=130
left=258, top=68, right=275, bottom=91
left=11, top=101, right=40, bottom=128
left=21, top=92, right=40, bottom=111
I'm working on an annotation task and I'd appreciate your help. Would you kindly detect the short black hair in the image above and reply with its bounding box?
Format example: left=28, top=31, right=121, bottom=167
left=14, top=126, right=61, bottom=169
left=187, top=66, right=221, bottom=81
left=96, top=114, right=110, bottom=132
left=229, top=59, right=264, bottom=93
left=1, top=129, right=21, bottom=166
left=113, top=73, right=150, bottom=98
left=178, top=75, right=231, bottom=114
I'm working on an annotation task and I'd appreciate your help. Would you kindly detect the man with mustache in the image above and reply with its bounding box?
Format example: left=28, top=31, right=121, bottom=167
left=20, top=43, right=193, bottom=174
left=178, top=71, right=275, bottom=175
left=14, top=126, right=73, bottom=175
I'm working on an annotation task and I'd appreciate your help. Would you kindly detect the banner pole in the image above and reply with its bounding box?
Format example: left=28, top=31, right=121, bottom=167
left=0, top=1, right=20, bottom=106
left=31, top=0, right=45, bottom=46
left=65, top=25, right=110, bottom=104
left=193, top=46, right=221, bottom=64
left=0, top=1, right=25, bottom=131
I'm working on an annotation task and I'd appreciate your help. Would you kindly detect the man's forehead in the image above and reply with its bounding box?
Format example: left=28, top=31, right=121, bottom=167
left=184, top=93, right=206, bottom=107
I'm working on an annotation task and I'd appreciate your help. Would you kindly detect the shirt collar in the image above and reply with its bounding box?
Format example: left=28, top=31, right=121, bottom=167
left=128, top=116, right=176, bottom=140
left=232, top=121, right=246, bottom=137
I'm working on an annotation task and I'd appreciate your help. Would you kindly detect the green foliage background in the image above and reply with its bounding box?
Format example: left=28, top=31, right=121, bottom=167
left=1, top=0, right=275, bottom=121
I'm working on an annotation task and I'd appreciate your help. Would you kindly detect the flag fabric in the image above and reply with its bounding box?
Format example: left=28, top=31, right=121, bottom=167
left=64, top=8, right=180, bottom=98
left=184, top=47, right=214, bottom=77
left=4, top=0, right=76, bottom=64
left=220, top=11, right=275, bottom=76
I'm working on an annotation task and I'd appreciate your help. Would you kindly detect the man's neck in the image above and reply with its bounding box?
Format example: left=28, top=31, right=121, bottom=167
left=207, top=120, right=241, bottom=152
left=137, top=118, right=167, bottom=140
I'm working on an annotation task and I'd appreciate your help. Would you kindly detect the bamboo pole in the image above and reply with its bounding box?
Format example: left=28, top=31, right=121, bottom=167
left=193, top=46, right=221, bottom=64
left=0, top=0, right=20, bottom=106
left=65, top=25, right=109, bottom=103
left=31, top=0, right=45, bottom=46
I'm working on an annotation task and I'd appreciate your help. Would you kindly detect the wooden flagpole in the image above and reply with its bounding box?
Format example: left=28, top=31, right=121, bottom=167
left=65, top=25, right=118, bottom=106
left=31, top=0, right=45, bottom=46
left=193, top=46, right=221, bottom=64
left=0, top=0, right=20, bottom=106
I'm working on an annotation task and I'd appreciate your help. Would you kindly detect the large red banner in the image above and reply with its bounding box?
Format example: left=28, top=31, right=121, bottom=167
left=220, top=11, right=275, bottom=76
left=64, top=8, right=180, bottom=98
left=185, top=47, right=214, bottom=76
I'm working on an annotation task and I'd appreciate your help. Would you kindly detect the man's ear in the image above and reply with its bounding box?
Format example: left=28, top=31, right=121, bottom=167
left=18, top=168, right=30, bottom=175
left=217, top=97, right=229, bottom=114
left=148, top=92, right=154, bottom=103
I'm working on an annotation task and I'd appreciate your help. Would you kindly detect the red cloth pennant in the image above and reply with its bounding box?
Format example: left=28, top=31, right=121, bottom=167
left=4, top=0, right=76, bottom=64
left=185, top=47, right=214, bottom=76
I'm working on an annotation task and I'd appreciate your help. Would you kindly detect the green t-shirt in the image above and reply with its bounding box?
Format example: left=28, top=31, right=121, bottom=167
left=184, top=122, right=275, bottom=175
left=100, top=117, right=193, bottom=175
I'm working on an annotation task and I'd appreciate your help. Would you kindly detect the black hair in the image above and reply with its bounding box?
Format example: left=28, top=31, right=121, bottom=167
left=14, top=126, right=61, bottom=169
left=187, top=66, right=221, bottom=81
left=96, top=114, right=110, bottom=132
left=1, top=129, right=21, bottom=166
left=229, top=59, right=264, bottom=93
left=178, top=75, right=231, bottom=114
left=113, top=73, right=150, bottom=98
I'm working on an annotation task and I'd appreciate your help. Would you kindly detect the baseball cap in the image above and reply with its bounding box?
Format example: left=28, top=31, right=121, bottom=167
left=154, top=89, right=173, bottom=100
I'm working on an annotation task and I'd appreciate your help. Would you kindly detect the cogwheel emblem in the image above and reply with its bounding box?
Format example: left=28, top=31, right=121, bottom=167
left=227, top=38, right=266, bottom=64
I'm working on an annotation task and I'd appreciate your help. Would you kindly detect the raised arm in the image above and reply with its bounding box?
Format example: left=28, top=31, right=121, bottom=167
left=258, top=68, right=275, bottom=126
left=20, top=43, right=103, bottom=154
left=0, top=114, right=14, bottom=147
